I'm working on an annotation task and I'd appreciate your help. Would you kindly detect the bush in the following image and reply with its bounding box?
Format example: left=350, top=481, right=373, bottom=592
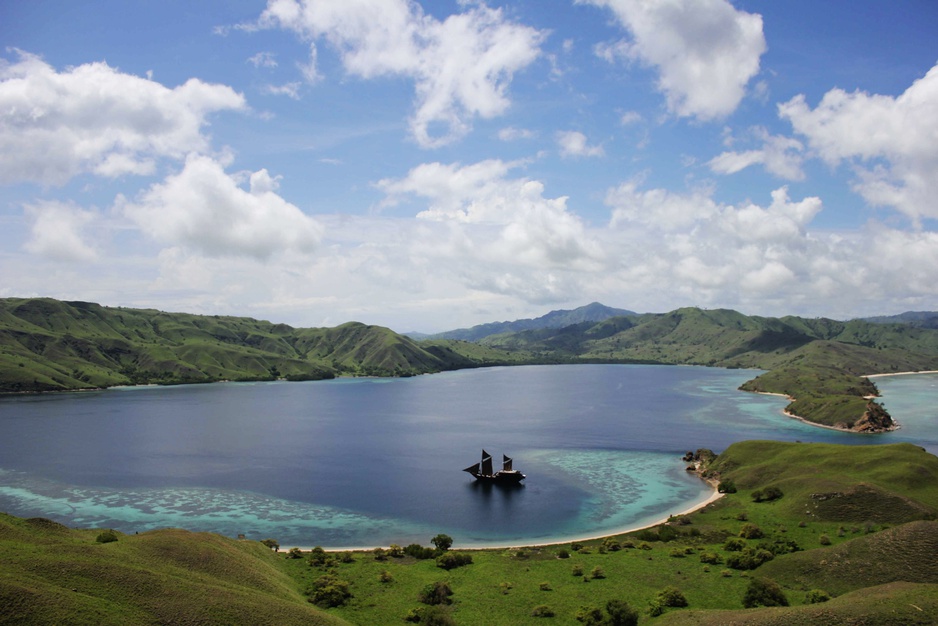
left=307, top=574, right=352, bottom=608
left=557, top=548, right=570, bottom=559
left=805, top=589, right=831, bottom=604
left=657, top=586, right=688, bottom=608
left=575, top=606, right=604, bottom=625
left=405, top=543, right=436, bottom=559
left=602, top=537, right=622, bottom=551
left=308, top=546, right=329, bottom=566
left=605, top=599, right=639, bottom=625
left=742, top=577, right=789, bottom=608
left=286, top=547, right=303, bottom=559
left=373, top=547, right=388, bottom=561
left=388, top=543, right=404, bottom=557
left=571, top=564, right=584, bottom=577
left=668, top=547, right=685, bottom=558
left=752, top=486, right=784, bottom=502
left=699, top=551, right=723, bottom=565
left=405, top=606, right=456, bottom=625
left=739, top=523, right=764, bottom=539
left=419, top=581, right=453, bottom=606
left=819, top=534, right=831, bottom=545
left=590, top=566, right=605, bottom=580
left=717, top=479, right=737, bottom=493
left=379, top=570, right=393, bottom=583
left=95, top=529, right=118, bottom=544
left=723, top=537, right=746, bottom=552
left=436, top=552, right=473, bottom=570
left=531, top=604, right=555, bottom=617
left=726, top=547, right=774, bottom=570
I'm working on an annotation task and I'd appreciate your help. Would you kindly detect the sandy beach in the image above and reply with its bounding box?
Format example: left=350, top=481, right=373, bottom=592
left=276, top=477, right=725, bottom=553
left=865, top=370, right=938, bottom=378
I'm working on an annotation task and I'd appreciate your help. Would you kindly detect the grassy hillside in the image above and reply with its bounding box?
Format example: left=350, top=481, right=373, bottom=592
left=0, top=514, right=346, bottom=625
left=275, top=441, right=938, bottom=624
left=5, top=297, right=938, bottom=431
left=0, top=298, right=524, bottom=392
left=3, top=441, right=936, bottom=624
left=479, top=307, right=938, bottom=430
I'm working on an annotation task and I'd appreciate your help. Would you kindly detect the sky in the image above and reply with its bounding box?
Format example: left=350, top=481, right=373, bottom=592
left=2, top=1, right=938, bottom=333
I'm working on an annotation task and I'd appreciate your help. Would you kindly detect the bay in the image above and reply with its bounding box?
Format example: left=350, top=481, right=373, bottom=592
left=0, top=364, right=935, bottom=548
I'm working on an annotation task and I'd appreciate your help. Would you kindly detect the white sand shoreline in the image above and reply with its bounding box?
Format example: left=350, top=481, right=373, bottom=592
left=274, top=478, right=724, bottom=553
left=865, top=370, right=938, bottom=378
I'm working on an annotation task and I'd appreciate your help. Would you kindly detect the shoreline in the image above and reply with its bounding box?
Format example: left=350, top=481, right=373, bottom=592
left=748, top=389, right=900, bottom=433
left=865, top=370, right=938, bottom=378
left=275, top=477, right=725, bottom=554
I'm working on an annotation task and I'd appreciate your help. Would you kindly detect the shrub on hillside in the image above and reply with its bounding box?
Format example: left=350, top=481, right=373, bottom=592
left=531, top=604, right=555, bottom=617
left=96, top=529, right=118, bottom=544
left=739, top=523, right=764, bottom=539
left=718, top=479, right=737, bottom=493
left=436, top=552, right=472, bottom=570
left=806, top=589, right=831, bottom=604
left=307, top=574, right=352, bottom=608
left=742, top=577, right=789, bottom=608
left=419, top=581, right=453, bottom=606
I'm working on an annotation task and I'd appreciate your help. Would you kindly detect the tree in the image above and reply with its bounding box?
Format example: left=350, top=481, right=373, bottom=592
left=605, top=599, right=639, bottom=626
left=419, top=581, right=454, bottom=606
left=260, top=538, right=279, bottom=551
left=307, top=574, right=352, bottom=608
left=431, top=533, right=453, bottom=552
left=742, top=577, right=789, bottom=608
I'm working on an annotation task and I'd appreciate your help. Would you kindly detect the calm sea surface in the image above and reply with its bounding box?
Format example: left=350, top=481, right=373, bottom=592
left=0, top=365, right=935, bottom=548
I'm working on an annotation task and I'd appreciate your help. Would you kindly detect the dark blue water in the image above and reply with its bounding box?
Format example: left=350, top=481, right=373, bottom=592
left=0, top=365, right=935, bottom=548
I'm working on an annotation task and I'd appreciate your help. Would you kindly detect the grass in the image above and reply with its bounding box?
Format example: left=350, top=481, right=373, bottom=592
left=3, top=441, right=938, bottom=624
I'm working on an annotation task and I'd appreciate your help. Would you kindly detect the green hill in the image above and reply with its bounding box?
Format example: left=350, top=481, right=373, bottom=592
left=0, top=514, right=347, bottom=625
left=477, top=307, right=938, bottom=430
left=0, top=298, right=523, bottom=392
left=5, top=297, right=938, bottom=431
left=4, top=441, right=938, bottom=624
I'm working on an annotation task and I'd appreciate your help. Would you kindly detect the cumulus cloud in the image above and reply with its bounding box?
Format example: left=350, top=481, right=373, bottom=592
left=708, top=126, right=805, bottom=180
left=582, top=0, right=766, bottom=120
left=498, top=126, right=537, bottom=141
left=23, top=200, right=98, bottom=262
left=121, top=154, right=322, bottom=259
left=0, top=50, right=246, bottom=186
left=779, top=62, right=938, bottom=223
left=377, top=159, right=601, bottom=272
left=257, top=0, right=545, bottom=147
left=557, top=130, right=605, bottom=157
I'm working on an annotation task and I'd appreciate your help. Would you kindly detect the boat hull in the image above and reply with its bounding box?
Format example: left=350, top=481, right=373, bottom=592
left=472, top=470, right=525, bottom=484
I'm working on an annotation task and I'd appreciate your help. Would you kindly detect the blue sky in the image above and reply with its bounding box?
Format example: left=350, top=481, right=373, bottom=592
left=2, top=0, right=937, bottom=332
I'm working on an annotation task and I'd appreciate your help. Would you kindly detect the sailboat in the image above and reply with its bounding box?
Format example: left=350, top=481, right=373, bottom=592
left=463, top=450, right=525, bottom=483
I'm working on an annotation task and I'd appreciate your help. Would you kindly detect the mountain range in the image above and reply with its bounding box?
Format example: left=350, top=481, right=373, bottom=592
left=5, top=297, right=938, bottom=432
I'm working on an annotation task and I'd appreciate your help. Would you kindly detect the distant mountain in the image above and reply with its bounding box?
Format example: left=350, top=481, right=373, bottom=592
left=423, top=302, right=636, bottom=341
left=861, top=311, right=938, bottom=329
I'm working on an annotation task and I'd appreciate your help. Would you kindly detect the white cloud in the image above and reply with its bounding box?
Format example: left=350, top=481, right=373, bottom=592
left=582, top=0, right=766, bottom=120
left=247, top=51, right=278, bottom=68
left=708, top=127, right=805, bottom=180
left=557, top=130, right=605, bottom=157
left=257, top=0, right=545, bottom=147
left=121, top=154, right=322, bottom=259
left=779, top=62, right=938, bottom=222
left=377, top=159, right=601, bottom=272
left=619, top=110, right=642, bottom=125
left=498, top=126, right=537, bottom=141
left=0, top=50, right=246, bottom=186
left=23, top=200, right=98, bottom=262
left=263, top=82, right=302, bottom=99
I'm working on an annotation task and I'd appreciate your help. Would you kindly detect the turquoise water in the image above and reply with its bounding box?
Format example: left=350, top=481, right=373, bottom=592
left=0, top=365, right=935, bottom=548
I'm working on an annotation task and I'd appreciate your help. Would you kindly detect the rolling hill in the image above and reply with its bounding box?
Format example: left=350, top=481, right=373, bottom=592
left=0, top=298, right=522, bottom=393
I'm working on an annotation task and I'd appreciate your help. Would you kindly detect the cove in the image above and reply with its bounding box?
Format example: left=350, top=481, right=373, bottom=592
left=0, top=364, right=936, bottom=548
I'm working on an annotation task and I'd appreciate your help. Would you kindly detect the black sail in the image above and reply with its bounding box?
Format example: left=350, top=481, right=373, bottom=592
left=480, top=450, right=494, bottom=476
left=503, top=455, right=513, bottom=471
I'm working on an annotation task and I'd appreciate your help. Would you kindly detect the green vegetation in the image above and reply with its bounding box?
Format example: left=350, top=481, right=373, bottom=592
left=0, top=297, right=527, bottom=392
left=3, top=441, right=938, bottom=624
left=5, top=297, right=938, bottom=430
